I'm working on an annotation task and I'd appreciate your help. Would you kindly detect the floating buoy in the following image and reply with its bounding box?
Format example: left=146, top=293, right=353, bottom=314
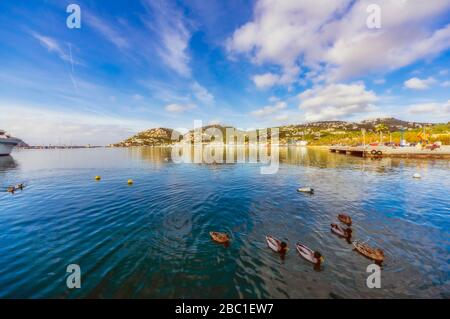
left=95, top=176, right=101, bottom=181
left=413, top=173, right=421, bottom=179
left=127, top=179, right=134, bottom=185
left=297, top=187, right=314, bottom=194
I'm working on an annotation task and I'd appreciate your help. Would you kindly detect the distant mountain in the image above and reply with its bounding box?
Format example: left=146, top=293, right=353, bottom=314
left=113, top=128, right=180, bottom=147
left=283, top=117, right=433, bottom=132
left=114, top=118, right=448, bottom=146
left=182, top=124, right=240, bottom=143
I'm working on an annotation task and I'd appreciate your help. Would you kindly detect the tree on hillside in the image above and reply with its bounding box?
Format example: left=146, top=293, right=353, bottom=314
left=375, top=123, right=388, bottom=143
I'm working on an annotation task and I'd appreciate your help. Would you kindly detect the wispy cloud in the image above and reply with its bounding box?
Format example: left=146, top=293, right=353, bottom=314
left=84, top=12, right=129, bottom=49
left=0, top=103, right=154, bottom=145
left=251, top=101, right=286, bottom=117
left=298, top=83, right=378, bottom=122
left=192, top=82, right=214, bottom=104
left=408, top=100, right=450, bottom=115
left=165, top=103, right=196, bottom=113
left=373, top=78, right=386, bottom=85
left=31, top=32, right=71, bottom=63
left=404, top=77, right=436, bottom=90
left=142, top=0, right=192, bottom=76
left=228, top=0, right=450, bottom=84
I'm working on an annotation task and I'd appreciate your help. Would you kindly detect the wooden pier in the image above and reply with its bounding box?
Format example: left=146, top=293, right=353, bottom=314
left=329, top=145, right=450, bottom=159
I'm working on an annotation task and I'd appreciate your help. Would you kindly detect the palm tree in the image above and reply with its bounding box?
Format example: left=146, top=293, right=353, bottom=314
left=375, top=123, right=388, bottom=143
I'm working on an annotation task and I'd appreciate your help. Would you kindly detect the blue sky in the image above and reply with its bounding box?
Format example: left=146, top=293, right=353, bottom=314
left=0, top=0, right=449, bottom=145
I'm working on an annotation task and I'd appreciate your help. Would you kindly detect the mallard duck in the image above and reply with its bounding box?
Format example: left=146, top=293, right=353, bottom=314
left=7, top=186, right=15, bottom=193
left=331, top=223, right=352, bottom=239
left=296, top=243, right=324, bottom=267
left=266, top=235, right=288, bottom=254
left=353, top=241, right=384, bottom=264
left=210, top=231, right=230, bottom=244
left=338, top=214, right=352, bottom=226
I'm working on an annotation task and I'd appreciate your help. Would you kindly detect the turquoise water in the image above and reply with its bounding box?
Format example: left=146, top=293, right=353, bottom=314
left=0, top=147, right=449, bottom=298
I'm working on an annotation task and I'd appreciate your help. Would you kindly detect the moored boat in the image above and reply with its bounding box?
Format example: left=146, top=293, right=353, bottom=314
left=0, top=130, right=21, bottom=156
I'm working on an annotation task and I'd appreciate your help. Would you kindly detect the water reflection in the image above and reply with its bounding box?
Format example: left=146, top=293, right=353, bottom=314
left=0, top=156, right=17, bottom=171
left=131, top=145, right=449, bottom=173
left=0, top=147, right=448, bottom=298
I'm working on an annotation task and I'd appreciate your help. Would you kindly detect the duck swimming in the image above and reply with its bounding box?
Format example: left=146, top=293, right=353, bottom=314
left=7, top=186, right=15, bottom=193
left=353, top=240, right=384, bottom=265
left=296, top=243, right=324, bottom=267
left=331, top=223, right=352, bottom=240
left=266, top=235, right=288, bottom=255
left=210, top=231, right=230, bottom=244
left=337, top=214, right=352, bottom=226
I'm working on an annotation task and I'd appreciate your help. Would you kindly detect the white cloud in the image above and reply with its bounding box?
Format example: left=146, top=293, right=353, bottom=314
left=192, top=82, right=214, bottom=104
left=251, top=101, right=287, bottom=117
left=84, top=13, right=129, bottom=49
left=274, top=114, right=289, bottom=122
left=208, top=119, right=221, bottom=126
left=298, top=83, right=377, bottom=121
left=143, top=1, right=191, bottom=77
left=158, top=27, right=191, bottom=76
left=165, top=103, right=196, bottom=113
left=0, top=103, right=151, bottom=145
left=133, top=94, right=143, bottom=101
left=373, top=78, right=386, bottom=85
left=441, top=81, right=450, bottom=88
left=408, top=100, right=450, bottom=115
left=31, top=32, right=72, bottom=63
left=228, top=0, right=450, bottom=83
left=404, top=77, right=436, bottom=90
left=253, top=73, right=280, bottom=89
left=268, top=96, right=280, bottom=102
left=252, top=67, right=301, bottom=88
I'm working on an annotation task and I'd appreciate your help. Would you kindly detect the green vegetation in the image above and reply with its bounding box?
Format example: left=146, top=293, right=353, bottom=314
left=114, top=119, right=450, bottom=147
left=300, top=125, right=450, bottom=146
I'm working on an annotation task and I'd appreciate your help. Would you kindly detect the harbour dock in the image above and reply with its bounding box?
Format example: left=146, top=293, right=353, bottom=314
left=329, top=145, right=450, bottom=158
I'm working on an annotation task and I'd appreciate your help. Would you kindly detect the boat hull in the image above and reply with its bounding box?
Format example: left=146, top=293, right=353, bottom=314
left=0, top=140, right=19, bottom=156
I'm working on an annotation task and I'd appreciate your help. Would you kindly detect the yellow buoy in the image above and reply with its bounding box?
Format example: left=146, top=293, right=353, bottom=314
left=127, top=179, right=133, bottom=185
left=95, top=176, right=101, bottom=181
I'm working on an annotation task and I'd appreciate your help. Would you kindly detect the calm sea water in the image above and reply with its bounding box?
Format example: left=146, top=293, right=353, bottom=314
left=0, top=147, right=449, bottom=299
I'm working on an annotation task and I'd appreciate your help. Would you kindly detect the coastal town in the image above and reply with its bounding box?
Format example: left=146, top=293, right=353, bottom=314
left=109, top=118, right=450, bottom=158
left=4, top=118, right=448, bottom=159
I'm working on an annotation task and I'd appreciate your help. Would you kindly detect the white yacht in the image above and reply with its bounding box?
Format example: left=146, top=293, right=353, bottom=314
left=0, top=130, right=21, bottom=156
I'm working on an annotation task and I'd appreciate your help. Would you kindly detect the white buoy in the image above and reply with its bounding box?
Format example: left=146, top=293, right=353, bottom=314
left=297, top=187, right=314, bottom=194
left=413, top=173, right=421, bottom=179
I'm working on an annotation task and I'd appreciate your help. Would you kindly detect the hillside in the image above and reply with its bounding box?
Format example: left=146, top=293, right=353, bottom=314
left=113, top=128, right=180, bottom=147
left=182, top=125, right=241, bottom=143
left=114, top=118, right=450, bottom=146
